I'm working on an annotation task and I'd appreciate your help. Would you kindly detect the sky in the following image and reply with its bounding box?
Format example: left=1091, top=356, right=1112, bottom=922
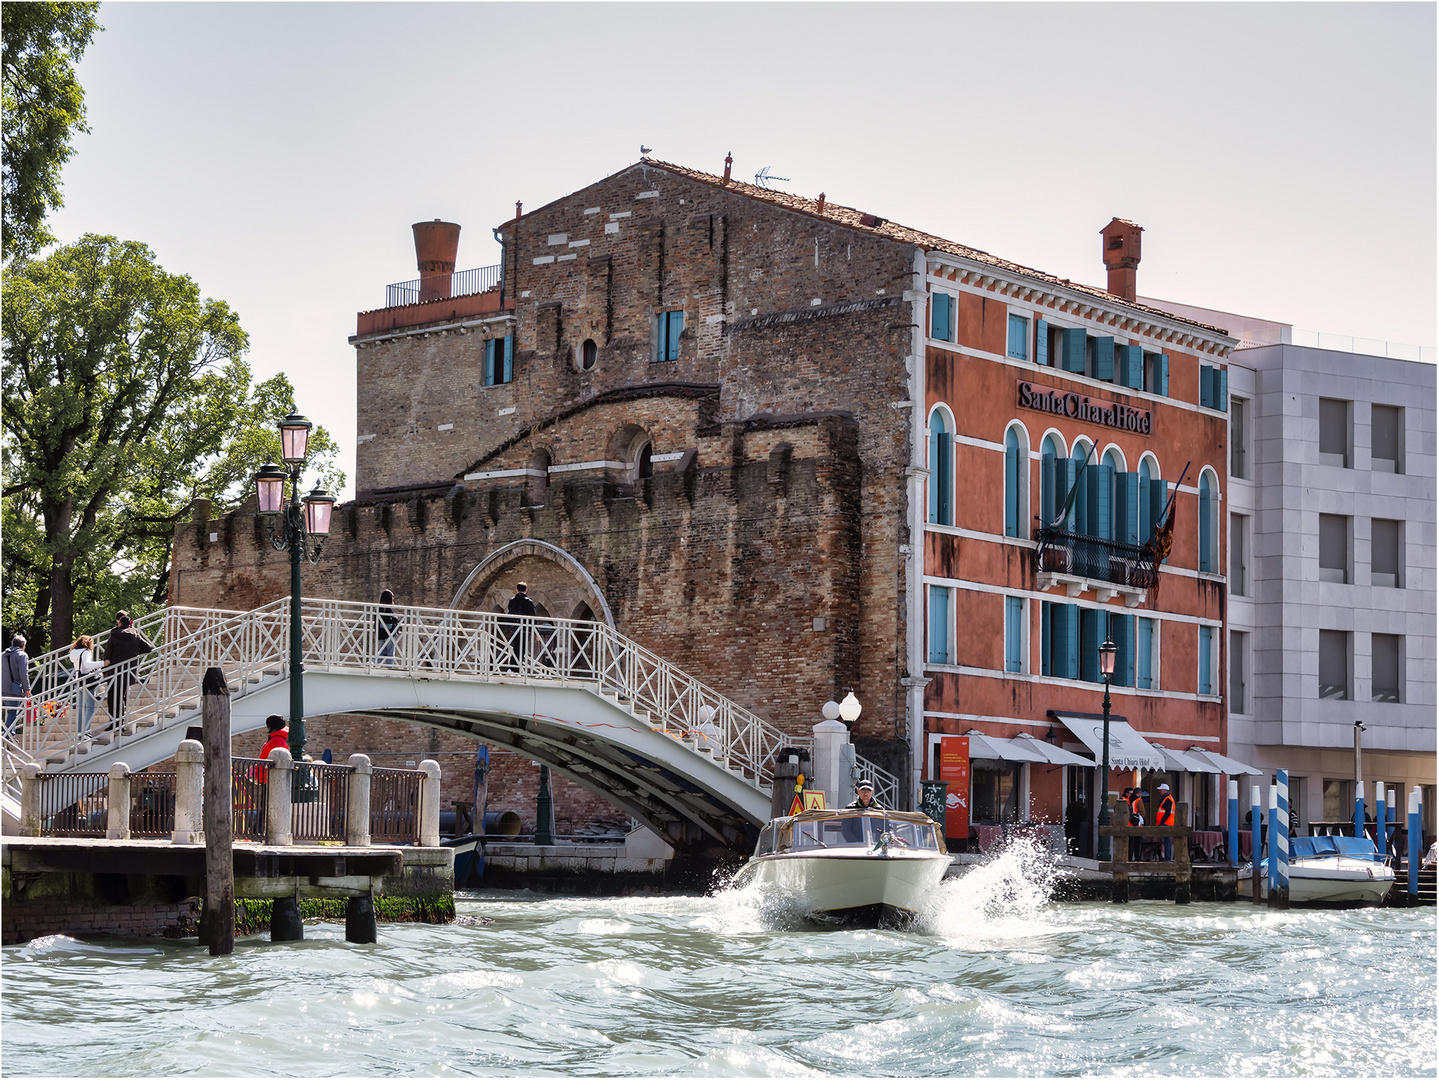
left=49, top=2, right=1437, bottom=501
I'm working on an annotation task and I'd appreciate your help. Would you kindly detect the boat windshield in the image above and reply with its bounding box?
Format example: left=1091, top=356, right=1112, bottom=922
left=784, top=815, right=943, bottom=852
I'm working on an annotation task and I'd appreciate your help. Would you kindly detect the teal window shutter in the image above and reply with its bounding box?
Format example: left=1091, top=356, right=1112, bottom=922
left=1113, top=613, right=1135, bottom=687
left=1041, top=602, right=1053, bottom=677
left=1217, top=368, right=1227, bottom=411
left=1136, top=617, right=1153, bottom=689
left=929, top=586, right=950, bottom=664
left=1091, top=336, right=1115, bottom=381
left=502, top=334, right=514, bottom=383
left=1004, top=428, right=1021, bottom=537
left=1035, top=319, right=1048, bottom=366
left=1116, top=472, right=1140, bottom=545
left=1085, top=463, right=1113, bottom=540
left=1120, top=345, right=1143, bottom=390
left=932, top=294, right=952, bottom=341
left=1005, top=597, right=1023, bottom=673
left=1062, top=327, right=1086, bottom=373
left=1148, top=478, right=1169, bottom=545
left=1007, top=314, right=1028, bottom=360
left=937, top=432, right=952, bottom=525
left=1159, top=353, right=1170, bottom=396
left=1200, top=365, right=1215, bottom=409
left=484, top=339, right=496, bottom=386
left=1081, top=607, right=1102, bottom=683
left=1061, top=604, right=1079, bottom=679
left=1198, top=626, right=1212, bottom=695
left=668, top=311, right=684, bottom=361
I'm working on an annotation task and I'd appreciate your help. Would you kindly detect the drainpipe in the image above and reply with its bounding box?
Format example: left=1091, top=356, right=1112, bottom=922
left=901, top=248, right=931, bottom=809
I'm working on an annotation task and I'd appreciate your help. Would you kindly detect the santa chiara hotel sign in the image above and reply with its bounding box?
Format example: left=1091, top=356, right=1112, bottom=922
left=1017, top=381, right=1153, bottom=435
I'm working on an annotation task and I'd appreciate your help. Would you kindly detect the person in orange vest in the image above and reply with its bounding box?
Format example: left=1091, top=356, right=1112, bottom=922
left=1126, top=788, right=1146, bottom=861
left=1155, top=783, right=1176, bottom=861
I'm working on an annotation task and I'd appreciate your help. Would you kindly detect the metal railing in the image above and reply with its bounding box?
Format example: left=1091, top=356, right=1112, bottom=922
left=35, top=771, right=109, bottom=837
left=232, top=758, right=269, bottom=842
left=371, top=766, right=423, bottom=843
left=384, top=263, right=501, bottom=308
left=291, top=761, right=351, bottom=843
left=1035, top=528, right=1160, bottom=590
left=6, top=597, right=804, bottom=808
left=855, top=756, right=901, bottom=813
left=130, top=771, right=176, bottom=838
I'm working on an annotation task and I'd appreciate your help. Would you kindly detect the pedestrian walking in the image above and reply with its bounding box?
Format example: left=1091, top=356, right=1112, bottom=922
left=377, top=589, right=399, bottom=665
left=505, top=582, right=536, bottom=670
left=69, top=634, right=104, bottom=736
left=102, top=612, right=155, bottom=730
left=2, top=635, right=31, bottom=738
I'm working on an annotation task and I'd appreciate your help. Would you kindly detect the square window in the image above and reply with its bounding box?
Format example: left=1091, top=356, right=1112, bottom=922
left=1372, top=633, right=1402, bottom=703
left=1007, top=314, right=1029, bottom=361
left=1372, top=405, right=1402, bottom=473
left=1319, top=398, right=1350, bottom=468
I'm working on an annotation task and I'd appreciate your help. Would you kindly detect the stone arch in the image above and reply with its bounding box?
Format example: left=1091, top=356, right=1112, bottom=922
left=449, top=539, right=615, bottom=627
left=607, top=423, right=652, bottom=482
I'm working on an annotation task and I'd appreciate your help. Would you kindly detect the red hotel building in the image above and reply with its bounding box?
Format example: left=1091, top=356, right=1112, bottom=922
left=921, top=219, right=1237, bottom=848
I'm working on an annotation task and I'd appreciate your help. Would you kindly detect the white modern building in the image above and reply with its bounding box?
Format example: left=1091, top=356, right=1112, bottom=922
left=1145, top=300, right=1436, bottom=841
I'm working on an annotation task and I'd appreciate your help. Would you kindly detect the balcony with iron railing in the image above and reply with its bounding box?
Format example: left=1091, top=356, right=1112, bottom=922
left=357, top=262, right=511, bottom=338
left=383, top=263, right=502, bottom=308
left=1034, top=528, right=1159, bottom=606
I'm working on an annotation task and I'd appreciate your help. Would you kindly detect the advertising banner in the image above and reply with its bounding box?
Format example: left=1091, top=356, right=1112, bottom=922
left=938, top=736, right=971, bottom=839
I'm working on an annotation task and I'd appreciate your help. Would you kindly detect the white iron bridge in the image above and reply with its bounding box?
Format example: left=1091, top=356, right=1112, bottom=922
left=2, top=600, right=898, bottom=852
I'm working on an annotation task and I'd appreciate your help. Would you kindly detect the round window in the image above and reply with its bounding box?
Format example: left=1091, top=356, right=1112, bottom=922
left=578, top=338, right=598, bottom=371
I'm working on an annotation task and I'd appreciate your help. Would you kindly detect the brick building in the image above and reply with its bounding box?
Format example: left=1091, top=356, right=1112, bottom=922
left=171, top=158, right=1238, bottom=845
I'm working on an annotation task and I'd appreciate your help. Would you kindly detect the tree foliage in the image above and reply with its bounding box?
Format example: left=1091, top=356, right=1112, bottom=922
left=2, top=234, right=343, bottom=653
left=1, top=2, right=100, bottom=261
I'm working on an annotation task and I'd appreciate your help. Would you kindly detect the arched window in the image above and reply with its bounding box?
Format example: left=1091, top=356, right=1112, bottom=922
left=1198, top=468, right=1218, bottom=572
left=1004, top=423, right=1030, bottom=538
left=1102, top=449, right=1125, bottom=543
left=1040, top=433, right=1065, bottom=528
left=636, top=442, right=653, bottom=480
left=928, top=408, right=953, bottom=526
left=1138, top=455, right=1165, bottom=547
left=1070, top=439, right=1094, bottom=536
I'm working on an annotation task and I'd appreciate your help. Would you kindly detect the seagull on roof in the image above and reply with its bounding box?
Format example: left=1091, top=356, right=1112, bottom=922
left=640, top=145, right=652, bottom=157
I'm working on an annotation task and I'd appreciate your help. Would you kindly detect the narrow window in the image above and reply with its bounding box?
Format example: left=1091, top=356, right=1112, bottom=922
left=1230, top=513, right=1248, bottom=596
left=928, top=411, right=953, bottom=526
left=1318, top=630, right=1349, bottom=700
left=1136, top=616, right=1155, bottom=690
left=1372, top=405, right=1402, bottom=473
left=1198, top=471, right=1217, bottom=573
left=928, top=585, right=951, bottom=664
left=1230, top=397, right=1248, bottom=479
left=1372, top=634, right=1402, bottom=703
left=1004, top=596, right=1023, bottom=673
left=484, top=334, right=514, bottom=386
left=1319, top=514, right=1348, bottom=583
left=1319, top=398, right=1350, bottom=468
left=931, top=293, right=953, bottom=342
left=1230, top=630, right=1247, bottom=713
left=1372, top=519, right=1401, bottom=588
left=1198, top=625, right=1214, bottom=696
left=1144, top=352, right=1169, bottom=396
left=1004, top=427, right=1025, bottom=537
left=636, top=442, right=653, bottom=480
left=654, top=310, right=684, bottom=362
left=1007, top=314, right=1029, bottom=360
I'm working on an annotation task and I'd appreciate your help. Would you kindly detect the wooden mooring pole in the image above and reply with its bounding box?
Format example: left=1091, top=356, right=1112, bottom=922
left=201, top=667, right=235, bottom=956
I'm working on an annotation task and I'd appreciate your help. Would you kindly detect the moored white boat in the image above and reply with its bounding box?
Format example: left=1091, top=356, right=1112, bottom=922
left=1239, top=834, right=1395, bottom=906
left=731, top=808, right=951, bottom=927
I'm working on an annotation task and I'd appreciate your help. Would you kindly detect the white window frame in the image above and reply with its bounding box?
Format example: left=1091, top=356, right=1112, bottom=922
left=1006, top=310, right=1030, bottom=361
left=930, top=288, right=958, bottom=343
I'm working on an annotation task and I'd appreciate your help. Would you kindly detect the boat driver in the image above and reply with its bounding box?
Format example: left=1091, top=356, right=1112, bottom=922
left=845, top=779, right=886, bottom=811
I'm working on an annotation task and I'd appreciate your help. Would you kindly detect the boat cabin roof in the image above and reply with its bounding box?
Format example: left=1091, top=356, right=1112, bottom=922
left=774, top=808, right=936, bottom=826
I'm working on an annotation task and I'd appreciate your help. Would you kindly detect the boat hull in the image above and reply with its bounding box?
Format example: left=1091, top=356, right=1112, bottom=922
left=1241, top=858, right=1394, bottom=906
left=736, top=850, right=951, bottom=928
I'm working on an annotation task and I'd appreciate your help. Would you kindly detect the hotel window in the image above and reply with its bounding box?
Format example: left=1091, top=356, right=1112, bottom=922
left=1230, top=513, right=1248, bottom=596
left=1319, top=514, right=1348, bottom=583
left=1144, top=351, right=1170, bottom=396
left=1118, top=344, right=1144, bottom=391
left=1003, top=425, right=1029, bottom=538
left=1372, top=633, right=1402, bottom=704
left=1371, top=518, right=1402, bottom=588
left=1198, top=625, right=1216, bottom=696
left=1198, top=470, right=1218, bottom=573
left=1059, top=327, right=1087, bottom=374
left=928, top=585, right=952, bottom=665
left=483, top=334, right=514, bottom=386
left=1199, top=365, right=1228, bottom=411
left=1319, top=630, right=1349, bottom=700
left=1004, top=596, right=1024, bottom=673
left=1041, top=435, right=1075, bottom=530
left=1007, top=314, right=1029, bottom=360
left=931, top=292, right=954, bottom=342
left=1087, top=335, right=1115, bottom=382
left=1230, top=630, right=1248, bottom=713
left=1136, top=616, right=1157, bottom=690
left=1319, top=398, right=1350, bottom=468
left=1041, top=601, right=1078, bottom=679
left=1372, top=405, right=1402, bottom=473
left=1138, top=457, right=1167, bottom=548
left=653, top=310, right=684, bottom=362
left=1230, top=396, right=1249, bottom=479
left=928, top=409, right=953, bottom=526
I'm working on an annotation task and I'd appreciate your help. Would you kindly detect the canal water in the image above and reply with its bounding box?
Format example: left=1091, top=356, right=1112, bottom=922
left=3, top=848, right=1435, bottom=1077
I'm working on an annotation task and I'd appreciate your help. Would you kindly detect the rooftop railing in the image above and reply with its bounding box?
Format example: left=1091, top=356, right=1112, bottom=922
left=384, top=263, right=501, bottom=308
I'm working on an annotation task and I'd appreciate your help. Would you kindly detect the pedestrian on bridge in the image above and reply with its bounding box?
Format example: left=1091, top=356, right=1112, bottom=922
left=377, top=589, right=399, bottom=665
left=68, top=635, right=103, bottom=736
left=102, top=612, right=154, bottom=731
left=3, top=635, right=31, bottom=737
left=505, top=582, right=536, bottom=670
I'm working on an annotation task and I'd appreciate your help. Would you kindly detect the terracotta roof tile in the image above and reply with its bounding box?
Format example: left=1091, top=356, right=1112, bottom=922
left=643, top=159, right=1227, bottom=338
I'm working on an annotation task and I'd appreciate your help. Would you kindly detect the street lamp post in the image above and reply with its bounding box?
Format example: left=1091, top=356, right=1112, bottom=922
left=1096, top=639, right=1117, bottom=862
left=254, top=413, right=334, bottom=766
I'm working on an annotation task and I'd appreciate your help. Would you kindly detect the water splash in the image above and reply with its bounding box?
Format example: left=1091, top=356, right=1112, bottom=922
left=920, top=837, right=1068, bottom=940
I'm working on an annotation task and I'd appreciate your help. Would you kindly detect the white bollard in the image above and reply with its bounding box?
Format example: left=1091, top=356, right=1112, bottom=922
left=107, top=762, right=132, bottom=840
left=171, top=739, right=205, bottom=844
left=20, top=763, right=42, bottom=837
left=266, top=748, right=294, bottom=846
left=419, top=759, right=441, bottom=847
left=346, top=754, right=372, bottom=847
left=811, top=718, right=850, bottom=811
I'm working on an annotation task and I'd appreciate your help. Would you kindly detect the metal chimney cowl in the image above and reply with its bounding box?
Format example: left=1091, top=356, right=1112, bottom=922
left=413, top=219, right=461, bottom=301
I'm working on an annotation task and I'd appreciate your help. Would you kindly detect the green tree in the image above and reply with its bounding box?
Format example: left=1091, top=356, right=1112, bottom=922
left=2, top=234, right=342, bottom=653
left=1, top=2, right=101, bottom=261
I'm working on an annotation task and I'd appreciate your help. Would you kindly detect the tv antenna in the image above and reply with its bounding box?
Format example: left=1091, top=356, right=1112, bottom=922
left=754, top=166, right=790, bottom=189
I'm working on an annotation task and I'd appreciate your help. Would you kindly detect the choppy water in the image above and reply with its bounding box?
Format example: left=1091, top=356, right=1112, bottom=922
left=3, top=848, right=1435, bottom=1077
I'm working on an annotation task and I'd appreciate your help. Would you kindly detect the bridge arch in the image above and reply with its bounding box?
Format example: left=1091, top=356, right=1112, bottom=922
left=450, top=539, right=615, bottom=628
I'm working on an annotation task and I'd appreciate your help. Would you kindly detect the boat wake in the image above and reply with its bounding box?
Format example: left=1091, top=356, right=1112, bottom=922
left=917, top=839, right=1068, bottom=940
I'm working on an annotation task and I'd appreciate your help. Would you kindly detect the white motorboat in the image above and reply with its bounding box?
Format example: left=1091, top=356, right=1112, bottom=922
left=731, top=808, right=952, bottom=928
left=1239, top=834, right=1395, bottom=906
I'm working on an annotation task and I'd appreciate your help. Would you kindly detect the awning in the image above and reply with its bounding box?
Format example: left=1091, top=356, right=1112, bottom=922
left=964, top=730, right=1049, bottom=763
left=1154, top=745, right=1222, bottom=773
left=1056, top=715, right=1167, bottom=772
left=1012, top=731, right=1094, bottom=767
left=1186, top=747, right=1263, bottom=776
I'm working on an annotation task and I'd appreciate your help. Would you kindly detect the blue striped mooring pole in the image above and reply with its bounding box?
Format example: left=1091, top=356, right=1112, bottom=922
left=1270, top=770, right=1289, bottom=908
left=1409, top=788, right=1422, bottom=898
left=1251, top=784, right=1263, bottom=904
left=1375, top=781, right=1386, bottom=852
left=1386, top=787, right=1397, bottom=858
left=1227, top=780, right=1239, bottom=868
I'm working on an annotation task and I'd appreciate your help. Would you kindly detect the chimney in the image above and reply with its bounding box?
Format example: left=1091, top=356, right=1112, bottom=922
left=723, top=151, right=732, bottom=184
left=816, top=192, right=826, bottom=215
left=1100, top=218, right=1142, bottom=301
left=413, top=219, right=460, bottom=302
